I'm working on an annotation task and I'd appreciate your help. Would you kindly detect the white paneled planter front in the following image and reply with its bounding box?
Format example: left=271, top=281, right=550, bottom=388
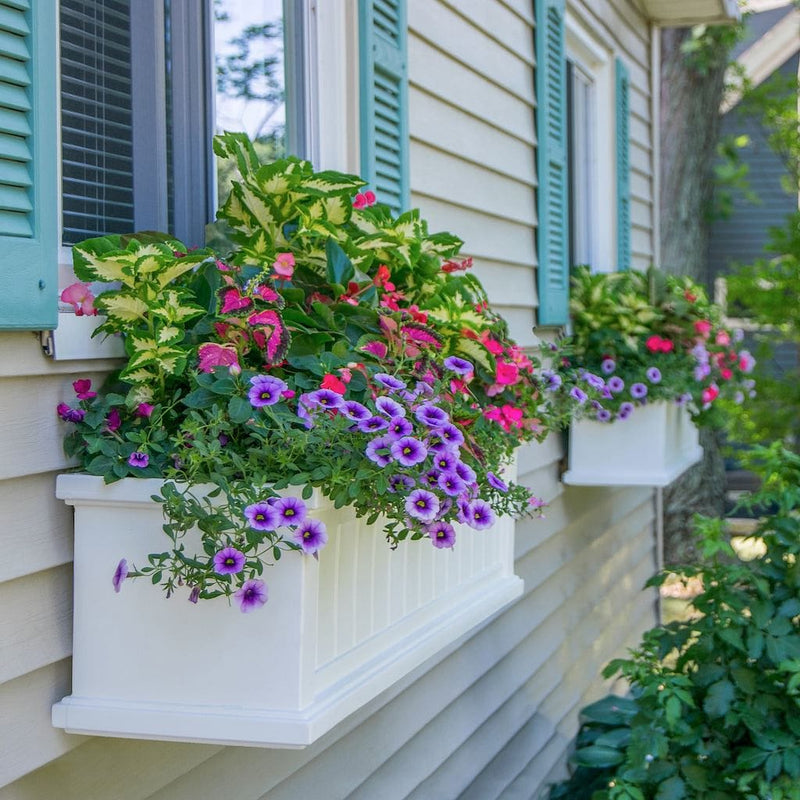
left=562, top=401, right=703, bottom=487
left=53, top=474, right=522, bottom=748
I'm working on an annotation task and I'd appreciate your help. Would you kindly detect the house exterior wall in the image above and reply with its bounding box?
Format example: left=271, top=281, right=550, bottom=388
left=0, top=1, right=658, bottom=798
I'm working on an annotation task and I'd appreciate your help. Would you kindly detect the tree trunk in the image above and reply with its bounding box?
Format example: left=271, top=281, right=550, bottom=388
left=659, top=28, right=733, bottom=566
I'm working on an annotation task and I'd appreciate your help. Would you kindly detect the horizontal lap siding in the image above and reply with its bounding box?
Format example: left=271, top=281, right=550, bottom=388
left=1, top=1, right=658, bottom=798
left=409, top=0, right=539, bottom=348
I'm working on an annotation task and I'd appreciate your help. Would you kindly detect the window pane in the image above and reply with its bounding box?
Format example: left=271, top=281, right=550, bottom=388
left=567, top=61, right=594, bottom=267
left=214, top=0, right=286, bottom=202
left=60, top=0, right=135, bottom=245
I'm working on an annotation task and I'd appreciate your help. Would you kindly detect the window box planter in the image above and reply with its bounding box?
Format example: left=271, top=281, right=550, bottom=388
left=52, top=473, right=523, bottom=748
left=561, top=402, right=703, bottom=487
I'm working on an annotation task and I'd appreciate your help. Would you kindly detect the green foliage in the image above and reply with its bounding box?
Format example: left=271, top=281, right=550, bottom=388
left=550, top=444, right=800, bottom=800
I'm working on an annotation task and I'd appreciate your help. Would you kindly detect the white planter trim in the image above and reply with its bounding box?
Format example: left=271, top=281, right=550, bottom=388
left=53, top=473, right=522, bottom=747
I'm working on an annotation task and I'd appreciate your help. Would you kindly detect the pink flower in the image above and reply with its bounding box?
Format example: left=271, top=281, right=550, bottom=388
left=501, top=404, right=523, bottom=428
left=135, top=403, right=154, bottom=418
left=216, top=259, right=231, bottom=271
left=61, top=282, right=97, bottom=316
left=220, top=288, right=252, bottom=314
left=701, top=384, right=720, bottom=405
left=353, top=191, right=376, bottom=209
left=72, top=379, right=97, bottom=400
left=694, top=320, right=712, bottom=338
left=715, top=330, right=730, bottom=346
left=720, top=368, right=733, bottom=380
left=197, top=343, right=240, bottom=373
left=273, top=252, right=295, bottom=279
left=106, top=408, right=121, bottom=431
left=495, top=361, right=519, bottom=386
left=480, top=332, right=504, bottom=355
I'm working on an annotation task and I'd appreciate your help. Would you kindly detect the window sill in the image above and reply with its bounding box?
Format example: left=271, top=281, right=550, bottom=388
left=43, top=313, right=125, bottom=361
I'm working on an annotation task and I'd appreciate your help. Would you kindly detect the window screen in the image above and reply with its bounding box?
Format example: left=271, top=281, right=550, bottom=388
left=60, top=1, right=135, bottom=244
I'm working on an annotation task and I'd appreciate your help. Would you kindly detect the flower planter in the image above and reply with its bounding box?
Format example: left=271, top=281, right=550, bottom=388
left=52, top=473, right=523, bottom=748
left=561, top=402, right=703, bottom=487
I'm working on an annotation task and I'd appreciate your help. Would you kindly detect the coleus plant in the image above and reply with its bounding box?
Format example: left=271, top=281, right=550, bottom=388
left=57, top=133, right=586, bottom=611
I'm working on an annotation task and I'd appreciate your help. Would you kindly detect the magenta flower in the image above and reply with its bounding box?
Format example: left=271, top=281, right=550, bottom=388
left=405, top=489, right=440, bottom=522
left=213, top=547, right=246, bottom=575
left=112, top=558, right=128, bottom=592
left=391, top=436, right=428, bottom=467
left=61, top=282, right=97, bottom=316
left=72, top=378, right=97, bottom=399
left=56, top=402, right=85, bottom=423
left=135, top=402, right=155, bottom=418
left=342, top=400, right=371, bottom=421
left=234, top=578, right=268, bottom=613
left=376, top=396, right=405, bottom=418
left=427, top=521, right=456, bottom=549
left=128, top=451, right=149, bottom=468
left=466, top=499, right=495, bottom=530
left=386, top=416, right=413, bottom=439
left=437, top=471, right=467, bottom=497
left=273, top=496, right=307, bottom=527
left=487, top=472, right=508, bottom=492
left=366, top=435, right=393, bottom=467
left=374, top=373, right=406, bottom=391
left=245, top=501, right=279, bottom=531
left=106, top=408, right=121, bottom=432
left=292, top=518, right=328, bottom=554
left=631, top=382, right=648, bottom=399
left=443, top=356, right=473, bottom=376
left=415, top=403, right=449, bottom=428
left=248, top=375, right=288, bottom=408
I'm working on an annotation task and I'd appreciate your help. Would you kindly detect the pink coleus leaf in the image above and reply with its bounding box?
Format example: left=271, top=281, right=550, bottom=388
left=220, top=288, right=253, bottom=314
left=197, top=343, right=240, bottom=373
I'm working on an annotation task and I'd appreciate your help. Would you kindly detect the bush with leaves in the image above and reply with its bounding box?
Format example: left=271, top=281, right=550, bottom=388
left=550, top=443, right=800, bottom=799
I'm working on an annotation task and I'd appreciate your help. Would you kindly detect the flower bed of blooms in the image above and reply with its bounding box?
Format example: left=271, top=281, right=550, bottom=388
left=57, top=133, right=586, bottom=612
left=545, top=265, right=756, bottom=424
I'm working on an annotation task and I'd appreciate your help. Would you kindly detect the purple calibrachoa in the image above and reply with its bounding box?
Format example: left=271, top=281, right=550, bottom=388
left=366, top=436, right=393, bottom=467
left=631, top=382, right=648, bottom=400
left=487, top=472, right=508, bottom=493
left=306, top=388, right=344, bottom=410
left=374, top=373, right=406, bottom=392
left=386, top=416, right=413, bottom=439
left=427, top=520, right=456, bottom=549
left=415, top=403, right=449, bottom=428
left=213, top=546, right=246, bottom=575
left=342, top=400, right=371, bottom=421
left=601, top=358, right=616, bottom=375
left=437, top=471, right=467, bottom=497
left=596, top=408, right=612, bottom=423
left=443, top=356, right=473, bottom=376
left=292, top=518, right=328, bottom=554
left=608, top=376, right=625, bottom=394
left=570, top=386, right=588, bottom=404
left=646, top=367, right=662, bottom=384
left=405, top=489, right=440, bottom=523
left=375, top=396, right=405, bottom=418
left=391, top=436, right=428, bottom=467
left=432, top=451, right=458, bottom=473
left=388, top=474, right=415, bottom=494
left=234, top=578, right=268, bottom=613
left=128, top=451, right=149, bottom=468
left=437, top=423, right=464, bottom=449
left=248, top=375, right=288, bottom=408
left=466, top=499, right=495, bottom=531
left=358, top=415, right=389, bottom=433
left=618, top=401, right=635, bottom=420
left=454, top=461, right=477, bottom=485
left=57, top=403, right=86, bottom=423
left=112, top=558, right=128, bottom=592
left=273, top=496, right=307, bottom=526
left=245, top=501, right=279, bottom=531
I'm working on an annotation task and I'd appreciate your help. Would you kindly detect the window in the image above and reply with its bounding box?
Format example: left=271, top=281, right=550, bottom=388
left=567, top=61, right=595, bottom=267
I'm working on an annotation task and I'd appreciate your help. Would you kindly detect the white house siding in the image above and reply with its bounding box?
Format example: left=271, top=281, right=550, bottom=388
left=0, top=1, right=659, bottom=798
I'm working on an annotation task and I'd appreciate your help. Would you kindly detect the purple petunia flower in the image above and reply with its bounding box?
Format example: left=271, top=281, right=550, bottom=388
left=306, top=388, right=343, bottom=410
left=213, top=547, right=246, bottom=575
left=432, top=451, right=458, bottom=473
left=112, top=558, right=128, bottom=592
left=584, top=372, right=605, bottom=390
left=437, top=423, right=465, bottom=449
left=646, top=367, right=662, bottom=384
left=414, top=380, right=435, bottom=399
left=542, top=371, right=562, bottom=391
left=245, top=501, right=279, bottom=531
left=391, top=436, right=428, bottom=467
left=570, top=386, right=588, bottom=404
left=366, top=435, right=393, bottom=467
left=374, top=373, right=406, bottom=392
left=466, top=499, right=495, bottom=531
left=128, top=451, right=149, bottom=468
left=358, top=415, right=389, bottom=433
left=675, top=392, right=692, bottom=406
left=618, top=401, right=635, bottom=420
left=388, top=474, right=416, bottom=494
left=608, top=376, right=625, bottom=394
left=248, top=375, right=288, bottom=408
left=56, top=402, right=86, bottom=423
left=443, top=356, right=474, bottom=376
left=487, top=472, right=508, bottom=492
left=273, top=496, right=307, bottom=527
left=415, top=403, right=449, bottom=428
left=342, top=400, right=371, bottom=421
left=601, top=358, right=616, bottom=375
left=454, top=460, right=477, bottom=485
left=423, top=468, right=441, bottom=487
left=405, top=489, right=440, bottom=522
left=376, top=396, right=405, bottom=418
left=188, top=586, right=201, bottom=604
left=427, top=520, right=456, bottom=549
left=437, top=471, right=467, bottom=497
left=292, top=518, right=328, bottom=554
left=694, top=363, right=711, bottom=381
left=691, top=344, right=709, bottom=363
left=596, top=408, right=612, bottom=423
left=386, top=416, right=413, bottom=439
left=631, top=382, right=648, bottom=400
left=234, top=578, right=268, bottom=613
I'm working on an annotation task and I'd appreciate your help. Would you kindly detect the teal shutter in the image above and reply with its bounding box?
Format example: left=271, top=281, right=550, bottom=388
left=0, top=0, right=57, bottom=330
left=358, top=0, right=409, bottom=216
left=616, top=57, right=631, bottom=271
left=535, top=0, right=568, bottom=326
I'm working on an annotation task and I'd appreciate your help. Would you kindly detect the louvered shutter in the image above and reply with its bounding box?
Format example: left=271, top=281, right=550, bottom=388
left=0, top=0, right=57, bottom=330
left=358, top=0, right=408, bottom=216
left=60, top=0, right=134, bottom=245
left=535, top=0, right=568, bottom=326
left=616, top=57, right=631, bottom=271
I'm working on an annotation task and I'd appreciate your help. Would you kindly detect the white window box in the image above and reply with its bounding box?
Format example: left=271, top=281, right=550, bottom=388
left=52, top=473, right=522, bottom=748
left=561, top=402, right=703, bottom=487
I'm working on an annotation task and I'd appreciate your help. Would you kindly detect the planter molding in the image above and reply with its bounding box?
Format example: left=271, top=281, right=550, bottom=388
left=53, top=474, right=522, bottom=748
left=562, top=401, right=703, bottom=487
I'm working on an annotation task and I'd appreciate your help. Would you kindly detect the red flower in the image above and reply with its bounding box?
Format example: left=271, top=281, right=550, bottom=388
left=694, top=320, right=712, bottom=338
left=321, top=373, right=347, bottom=394
left=441, top=257, right=473, bottom=273
left=684, top=290, right=697, bottom=303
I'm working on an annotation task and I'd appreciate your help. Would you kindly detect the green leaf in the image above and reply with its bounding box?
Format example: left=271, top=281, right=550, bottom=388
left=580, top=695, right=638, bottom=725
left=703, top=679, right=735, bottom=717
left=228, top=395, right=254, bottom=424
left=325, top=238, right=354, bottom=286
left=655, top=776, right=686, bottom=800
left=182, top=388, right=217, bottom=409
left=572, top=745, right=625, bottom=768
